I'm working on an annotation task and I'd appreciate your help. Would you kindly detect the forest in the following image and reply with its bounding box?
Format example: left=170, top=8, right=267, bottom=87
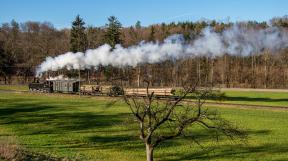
left=1, top=15, right=288, bottom=88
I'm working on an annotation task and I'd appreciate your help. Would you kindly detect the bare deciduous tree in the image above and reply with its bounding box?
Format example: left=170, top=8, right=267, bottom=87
left=122, top=81, right=246, bottom=161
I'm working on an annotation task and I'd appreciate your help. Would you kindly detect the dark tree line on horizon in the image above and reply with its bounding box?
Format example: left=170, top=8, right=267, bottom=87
left=0, top=15, right=288, bottom=89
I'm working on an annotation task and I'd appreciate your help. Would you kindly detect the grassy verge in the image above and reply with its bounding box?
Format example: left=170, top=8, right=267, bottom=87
left=0, top=85, right=28, bottom=91
left=0, top=92, right=287, bottom=160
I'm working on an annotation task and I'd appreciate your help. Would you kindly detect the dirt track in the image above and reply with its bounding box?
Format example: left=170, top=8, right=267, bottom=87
left=0, top=89, right=26, bottom=93
left=220, top=87, right=288, bottom=93
left=201, top=101, right=288, bottom=111
left=1, top=89, right=287, bottom=111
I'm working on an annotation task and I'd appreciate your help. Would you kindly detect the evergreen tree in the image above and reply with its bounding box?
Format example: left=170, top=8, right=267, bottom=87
left=0, top=41, right=15, bottom=84
left=160, top=23, right=170, bottom=39
left=11, top=20, right=20, bottom=39
left=70, top=15, right=87, bottom=52
left=148, top=26, right=155, bottom=42
left=105, top=16, right=122, bottom=48
left=135, top=20, right=141, bottom=29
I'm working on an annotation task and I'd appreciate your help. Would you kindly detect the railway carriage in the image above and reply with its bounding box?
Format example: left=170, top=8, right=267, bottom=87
left=53, top=80, right=79, bottom=93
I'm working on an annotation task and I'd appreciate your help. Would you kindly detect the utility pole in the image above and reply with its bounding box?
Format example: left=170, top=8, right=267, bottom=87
left=79, top=68, right=81, bottom=97
left=88, top=70, right=90, bottom=84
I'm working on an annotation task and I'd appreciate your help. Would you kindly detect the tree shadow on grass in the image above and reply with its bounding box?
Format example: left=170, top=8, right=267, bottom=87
left=0, top=104, right=52, bottom=117
left=222, top=96, right=288, bottom=104
left=82, top=129, right=276, bottom=160
left=0, top=99, right=131, bottom=136
left=1, top=96, right=287, bottom=160
left=159, top=143, right=288, bottom=161
left=79, top=135, right=143, bottom=150
left=156, top=129, right=288, bottom=161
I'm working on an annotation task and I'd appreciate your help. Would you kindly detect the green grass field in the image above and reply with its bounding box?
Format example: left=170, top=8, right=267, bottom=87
left=220, top=90, right=288, bottom=107
left=1, top=84, right=287, bottom=107
left=0, top=85, right=28, bottom=91
left=0, top=92, right=287, bottom=160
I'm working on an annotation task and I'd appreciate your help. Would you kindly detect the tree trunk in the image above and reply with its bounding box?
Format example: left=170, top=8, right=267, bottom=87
left=221, top=56, right=226, bottom=86
left=146, top=143, right=154, bottom=161
left=210, top=59, right=214, bottom=86
left=251, top=55, right=255, bottom=88
left=224, top=55, right=229, bottom=88
left=197, top=58, right=201, bottom=85
left=264, top=51, right=270, bottom=89
left=4, top=76, right=7, bottom=85
left=264, top=54, right=267, bottom=89
left=138, top=66, right=141, bottom=87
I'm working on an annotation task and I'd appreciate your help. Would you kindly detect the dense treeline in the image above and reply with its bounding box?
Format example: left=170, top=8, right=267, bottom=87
left=0, top=15, right=288, bottom=88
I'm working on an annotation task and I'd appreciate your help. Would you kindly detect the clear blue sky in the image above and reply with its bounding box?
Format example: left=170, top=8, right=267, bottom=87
left=0, top=0, right=287, bottom=29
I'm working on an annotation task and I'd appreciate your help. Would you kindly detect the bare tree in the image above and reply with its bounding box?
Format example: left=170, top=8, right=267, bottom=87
left=122, top=81, right=246, bottom=161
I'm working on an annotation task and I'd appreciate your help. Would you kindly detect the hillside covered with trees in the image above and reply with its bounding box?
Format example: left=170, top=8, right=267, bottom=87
left=1, top=15, right=288, bottom=88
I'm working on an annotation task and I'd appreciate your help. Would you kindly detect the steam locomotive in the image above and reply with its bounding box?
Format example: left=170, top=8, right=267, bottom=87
left=28, top=80, right=53, bottom=93
left=29, top=79, right=79, bottom=93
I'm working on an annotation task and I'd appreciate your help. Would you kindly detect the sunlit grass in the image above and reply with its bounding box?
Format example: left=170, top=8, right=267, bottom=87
left=1, top=84, right=287, bottom=107
left=0, top=92, right=287, bottom=160
left=0, top=85, right=28, bottom=91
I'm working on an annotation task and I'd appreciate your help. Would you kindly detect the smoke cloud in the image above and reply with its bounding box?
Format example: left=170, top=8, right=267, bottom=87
left=46, top=75, right=70, bottom=81
left=36, top=25, right=288, bottom=76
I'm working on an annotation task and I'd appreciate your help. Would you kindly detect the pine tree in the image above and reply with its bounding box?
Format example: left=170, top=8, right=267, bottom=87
left=148, top=26, right=155, bottom=42
left=70, top=15, right=87, bottom=52
left=105, top=16, right=122, bottom=48
left=0, top=41, right=15, bottom=84
left=135, top=20, right=141, bottom=29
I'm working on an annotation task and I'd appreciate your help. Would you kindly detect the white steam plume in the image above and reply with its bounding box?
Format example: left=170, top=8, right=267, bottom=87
left=36, top=25, right=288, bottom=76
left=46, top=75, right=70, bottom=81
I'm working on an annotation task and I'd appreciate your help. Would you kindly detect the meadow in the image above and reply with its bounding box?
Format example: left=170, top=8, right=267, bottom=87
left=221, top=90, right=288, bottom=107
left=0, top=85, right=28, bottom=91
left=0, top=91, right=287, bottom=160
left=1, top=84, right=288, bottom=107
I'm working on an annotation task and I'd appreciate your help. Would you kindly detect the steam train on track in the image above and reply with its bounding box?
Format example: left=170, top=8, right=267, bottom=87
left=29, top=79, right=175, bottom=97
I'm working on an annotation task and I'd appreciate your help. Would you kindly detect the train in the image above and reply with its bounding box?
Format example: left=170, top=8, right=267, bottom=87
left=29, top=79, right=175, bottom=97
left=28, top=79, right=124, bottom=96
left=29, top=79, right=79, bottom=93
